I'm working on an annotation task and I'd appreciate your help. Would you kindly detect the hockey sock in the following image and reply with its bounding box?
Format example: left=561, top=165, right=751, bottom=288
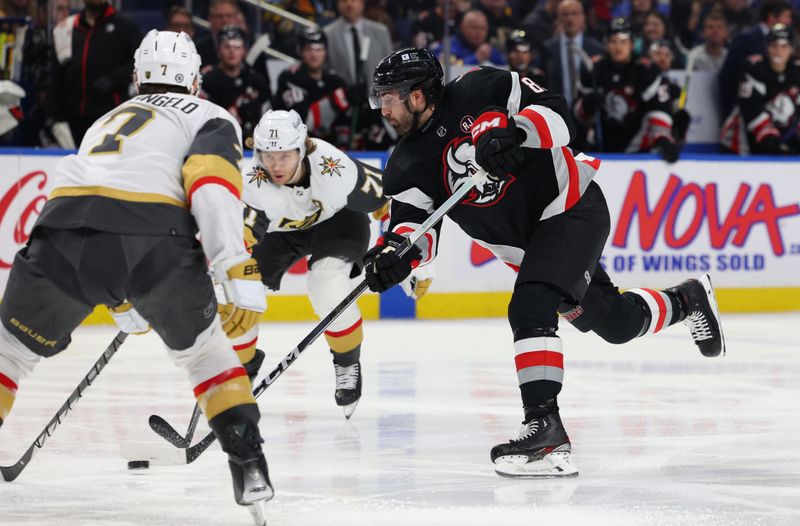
left=0, top=372, right=17, bottom=424
left=513, top=328, right=564, bottom=410
left=231, top=325, right=259, bottom=365
left=625, top=288, right=685, bottom=336
left=325, top=318, right=363, bottom=358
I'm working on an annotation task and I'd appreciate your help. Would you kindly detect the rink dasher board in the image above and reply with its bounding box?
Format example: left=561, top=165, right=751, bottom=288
left=0, top=149, right=798, bottom=319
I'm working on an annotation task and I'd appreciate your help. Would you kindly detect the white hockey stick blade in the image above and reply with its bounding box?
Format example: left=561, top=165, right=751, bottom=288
left=120, top=441, right=200, bottom=466
left=493, top=445, right=579, bottom=478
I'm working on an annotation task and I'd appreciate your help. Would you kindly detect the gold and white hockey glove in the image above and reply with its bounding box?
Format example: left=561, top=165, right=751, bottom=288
left=400, top=264, right=436, bottom=300
left=109, top=302, right=151, bottom=335
left=215, top=257, right=267, bottom=339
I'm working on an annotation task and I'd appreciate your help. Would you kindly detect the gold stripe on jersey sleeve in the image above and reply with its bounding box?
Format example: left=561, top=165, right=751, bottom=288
left=182, top=154, right=243, bottom=197
left=49, top=186, right=187, bottom=209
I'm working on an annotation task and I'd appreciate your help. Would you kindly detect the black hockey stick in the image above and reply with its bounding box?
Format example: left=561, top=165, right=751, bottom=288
left=1, top=331, right=128, bottom=482
left=148, top=404, right=201, bottom=448
left=122, top=170, right=483, bottom=465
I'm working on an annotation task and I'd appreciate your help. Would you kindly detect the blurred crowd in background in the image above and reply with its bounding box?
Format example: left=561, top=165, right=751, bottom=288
left=0, top=0, right=799, bottom=157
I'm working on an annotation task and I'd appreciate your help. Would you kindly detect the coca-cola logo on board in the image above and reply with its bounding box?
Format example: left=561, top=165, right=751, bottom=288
left=0, top=170, right=48, bottom=268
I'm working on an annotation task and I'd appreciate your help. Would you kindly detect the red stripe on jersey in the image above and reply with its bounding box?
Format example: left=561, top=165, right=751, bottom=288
left=332, top=87, right=349, bottom=111
left=648, top=117, right=671, bottom=129
left=505, top=263, right=520, bottom=273
left=188, top=177, right=241, bottom=206
left=0, top=373, right=18, bottom=393
left=234, top=337, right=258, bottom=351
left=193, top=367, right=247, bottom=397
left=579, top=157, right=601, bottom=171
left=642, top=288, right=668, bottom=332
left=309, top=101, right=322, bottom=129
left=561, top=147, right=581, bottom=210
left=325, top=318, right=363, bottom=337
left=751, top=115, right=771, bottom=134
left=514, top=351, right=564, bottom=371
left=519, top=109, right=553, bottom=148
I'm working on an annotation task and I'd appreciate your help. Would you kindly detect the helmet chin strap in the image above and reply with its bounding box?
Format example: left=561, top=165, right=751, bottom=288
left=404, top=97, right=432, bottom=133
left=286, top=156, right=306, bottom=184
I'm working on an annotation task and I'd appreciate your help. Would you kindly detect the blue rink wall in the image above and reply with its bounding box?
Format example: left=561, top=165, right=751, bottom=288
left=1, top=148, right=799, bottom=324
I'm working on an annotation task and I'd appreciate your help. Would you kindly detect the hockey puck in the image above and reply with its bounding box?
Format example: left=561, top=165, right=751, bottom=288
left=127, top=460, right=150, bottom=470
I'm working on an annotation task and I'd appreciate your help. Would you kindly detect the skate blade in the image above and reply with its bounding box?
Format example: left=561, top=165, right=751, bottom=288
left=699, top=274, right=726, bottom=357
left=246, top=500, right=268, bottom=526
left=341, top=399, right=360, bottom=420
left=493, top=448, right=579, bottom=478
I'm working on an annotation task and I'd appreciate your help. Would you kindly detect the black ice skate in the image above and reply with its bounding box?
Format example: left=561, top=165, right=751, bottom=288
left=244, top=348, right=266, bottom=383
left=218, top=420, right=274, bottom=525
left=334, top=361, right=362, bottom=419
left=491, top=405, right=578, bottom=478
left=667, top=274, right=726, bottom=357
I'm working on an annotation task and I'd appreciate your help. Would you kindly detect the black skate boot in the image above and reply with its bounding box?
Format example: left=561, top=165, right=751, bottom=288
left=334, top=361, right=362, bottom=419
left=215, top=418, right=273, bottom=525
left=666, top=274, right=726, bottom=357
left=244, top=348, right=266, bottom=383
left=491, top=400, right=578, bottom=478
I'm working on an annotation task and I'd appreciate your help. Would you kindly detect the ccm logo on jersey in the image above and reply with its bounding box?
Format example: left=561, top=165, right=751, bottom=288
left=470, top=111, right=508, bottom=141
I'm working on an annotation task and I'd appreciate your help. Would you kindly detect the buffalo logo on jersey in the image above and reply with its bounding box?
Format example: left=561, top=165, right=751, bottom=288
left=766, top=89, right=798, bottom=126
left=319, top=155, right=343, bottom=177
left=443, top=137, right=515, bottom=207
left=248, top=166, right=270, bottom=187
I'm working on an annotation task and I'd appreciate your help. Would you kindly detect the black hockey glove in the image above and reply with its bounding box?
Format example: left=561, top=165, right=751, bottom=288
left=756, top=133, right=782, bottom=155
left=672, top=109, right=691, bottom=142
left=654, top=136, right=680, bottom=164
left=471, top=106, right=525, bottom=179
left=363, top=232, right=422, bottom=293
left=581, top=91, right=604, bottom=115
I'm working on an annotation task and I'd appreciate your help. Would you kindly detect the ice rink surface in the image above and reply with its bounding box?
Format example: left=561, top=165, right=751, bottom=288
left=1, top=313, right=799, bottom=526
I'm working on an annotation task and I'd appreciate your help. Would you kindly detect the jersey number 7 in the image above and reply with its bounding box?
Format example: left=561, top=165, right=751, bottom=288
left=90, top=105, right=155, bottom=155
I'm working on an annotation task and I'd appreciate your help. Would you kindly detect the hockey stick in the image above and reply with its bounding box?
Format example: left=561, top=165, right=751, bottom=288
left=678, top=47, right=701, bottom=110
left=148, top=404, right=201, bottom=448
left=1, top=331, right=128, bottom=482
left=122, top=170, right=483, bottom=465
left=574, top=47, right=603, bottom=151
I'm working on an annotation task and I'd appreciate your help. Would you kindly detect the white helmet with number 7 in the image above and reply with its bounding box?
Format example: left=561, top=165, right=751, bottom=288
left=133, top=30, right=202, bottom=95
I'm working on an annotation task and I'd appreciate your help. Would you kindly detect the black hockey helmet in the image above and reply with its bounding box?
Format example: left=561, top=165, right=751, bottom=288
left=766, top=23, right=792, bottom=44
left=607, top=18, right=632, bottom=38
left=218, top=24, right=246, bottom=47
left=299, top=27, right=327, bottom=49
left=506, top=29, right=532, bottom=53
left=369, top=47, right=444, bottom=109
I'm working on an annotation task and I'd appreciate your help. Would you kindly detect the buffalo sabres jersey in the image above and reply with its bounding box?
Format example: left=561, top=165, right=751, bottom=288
left=37, top=92, right=249, bottom=270
left=576, top=57, right=673, bottom=152
left=384, top=66, right=600, bottom=268
left=720, top=56, right=800, bottom=154
left=242, top=138, right=385, bottom=234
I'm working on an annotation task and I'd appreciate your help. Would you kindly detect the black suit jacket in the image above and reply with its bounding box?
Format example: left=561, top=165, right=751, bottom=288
left=544, top=34, right=604, bottom=101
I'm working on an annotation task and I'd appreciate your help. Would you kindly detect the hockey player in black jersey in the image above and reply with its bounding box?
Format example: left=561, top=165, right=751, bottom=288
left=648, top=39, right=691, bottom=143
left=363, top=48, right=725, bottom=478
left=273, top=28, right=351, bottom=148
left=574, top=19, right=680, bottom=162
left=721, top=24, right=800, bottom=155
left=506, top=29, right=548, bottom=89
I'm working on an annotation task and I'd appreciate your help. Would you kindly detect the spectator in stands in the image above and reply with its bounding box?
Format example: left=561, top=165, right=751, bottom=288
left=194, top=0, right=243, bottom=68
left=719, top=0, right=792, bottom=119
left=475, top=0, right=517, bottom=45
left=0, top=0, right=35, bottom=17
left=506, top=29, right=548, bottom=87
left=52, top=0, right=71, bottom=24
left=166, top=5, right=195, bottom=39
left=721, top=24, right=800, bottom=155
left=641, top=11, right=683, bottom=67
left=324, top=0, right=393, bottom=97
left=649, top=39, right=691, bottom=143
left=574, top=18, right=681, bottom=162
left=544, top=0, right=603, bottom=108
left=690, top=9, right=729, bottom=73
left=273, top=28, right=350, bottom=147
left=720, top=0, right=755, bottom=39
left=45, top=0, right=141, bottom=146
left=200, top=25, right=271, bottom=148
left=521, top=0, right=559, bottom=44
left=410, top=0, right=469, bottom=49
left=432, top=9, right=506, bottom=65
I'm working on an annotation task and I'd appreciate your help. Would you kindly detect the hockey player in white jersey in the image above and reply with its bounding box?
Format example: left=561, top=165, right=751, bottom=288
left=0, top=30, right=272, bottom=523
left=232, top=109, right=389, bottom=419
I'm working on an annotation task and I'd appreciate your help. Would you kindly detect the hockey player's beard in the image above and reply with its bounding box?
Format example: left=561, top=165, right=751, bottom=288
left=387, top=112, right=414, bottom=136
